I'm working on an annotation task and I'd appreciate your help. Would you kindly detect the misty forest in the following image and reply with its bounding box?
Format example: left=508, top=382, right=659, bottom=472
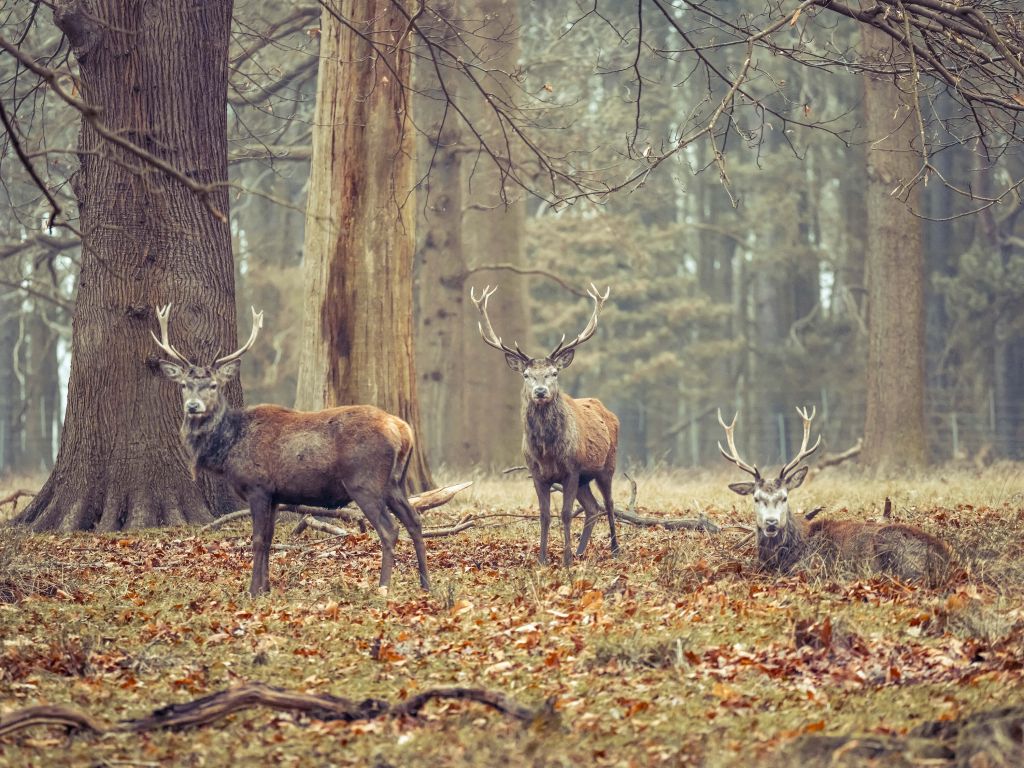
left=1, top=1, right=1023, bottom=766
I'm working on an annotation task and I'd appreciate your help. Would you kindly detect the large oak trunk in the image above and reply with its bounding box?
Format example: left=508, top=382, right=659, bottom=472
left=17, top=0, right=239, bottom=530
left=860, top=26, right=928, bottom=471
left=295, top=0, right=432, bottom=491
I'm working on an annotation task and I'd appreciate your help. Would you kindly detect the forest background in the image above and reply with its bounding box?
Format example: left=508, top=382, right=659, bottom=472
left=1, top=0, right=1023, bottom=531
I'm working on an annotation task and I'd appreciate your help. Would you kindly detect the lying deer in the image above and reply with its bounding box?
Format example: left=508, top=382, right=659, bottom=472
left=719, top=407, right=951, bottom=585
left=149, top=305, right=430, bottom=596
left=470, top=284, right=619, bottom=566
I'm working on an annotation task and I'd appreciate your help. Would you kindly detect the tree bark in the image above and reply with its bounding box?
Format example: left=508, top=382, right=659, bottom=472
left=860, top=26, right=928, bottom=472
left=17, top=0, right=239, bottom=530
left=0, top=280, right=22, bottom=475
left=414, top=0, right=466, bottom=470
left=295, top=0, right=432, bottom=491
left=22, top=303, right=59, bottom=473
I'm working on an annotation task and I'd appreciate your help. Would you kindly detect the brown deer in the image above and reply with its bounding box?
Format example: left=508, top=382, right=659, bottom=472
left=470, top=284, right=619, bottom=566
left=719, top=407, right=951, bottom=585
left=149, top=305, right=430, bottom=597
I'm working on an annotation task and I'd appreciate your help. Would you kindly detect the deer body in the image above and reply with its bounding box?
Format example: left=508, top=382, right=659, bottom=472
left=472, top=284, right=620, bottom=566
left=150, top=306, right=430, bottom=596
left=721, top=407, right=951, bottom=586
left=523, top=393, right=619, bottom=565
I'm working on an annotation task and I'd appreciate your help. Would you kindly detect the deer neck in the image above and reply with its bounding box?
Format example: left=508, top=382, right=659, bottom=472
left=181, top=402, right=246, bottom=476
left=756, top=513, right=806, bottom=573
left=522, top=392, right=579, bottom=469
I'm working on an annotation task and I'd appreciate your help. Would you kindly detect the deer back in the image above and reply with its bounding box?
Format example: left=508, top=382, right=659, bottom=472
left=807, top=519, right=952, bottom=586
left=215, top=404, right=413, bottom=506
left=568, top=396, right=618, bottom=475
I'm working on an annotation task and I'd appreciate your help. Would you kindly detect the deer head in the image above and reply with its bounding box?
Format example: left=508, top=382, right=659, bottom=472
left=470, top=283, right=609, bottom=405
left=150, top=304, right=263, bottom=420
left=719, top=406, right=821, bottom=538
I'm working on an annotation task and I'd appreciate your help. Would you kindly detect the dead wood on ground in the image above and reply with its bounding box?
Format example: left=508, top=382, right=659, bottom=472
left=200, top=481, right=474, bottom=533
left=0, top=681, right=541, bottom=740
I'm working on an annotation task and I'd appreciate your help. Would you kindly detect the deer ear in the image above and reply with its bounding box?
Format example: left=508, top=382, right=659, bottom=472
left=553, top=348, right=575, bottom=370
left=729, top=481, right=756, bottom=496
left=784, top=465, right=809, bottom=490
left=505, top=353, right=526, bottom=372
left=214, top=359, right=241, bottom=384
left=158, top=361, right=187, bottom=383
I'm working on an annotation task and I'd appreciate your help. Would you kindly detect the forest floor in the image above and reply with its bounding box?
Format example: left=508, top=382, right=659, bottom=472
left=0, top=465, right=1022, bottom=767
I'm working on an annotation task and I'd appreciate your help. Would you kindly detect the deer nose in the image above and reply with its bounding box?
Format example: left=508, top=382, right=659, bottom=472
left=186, top=400, right=203, bottom=413
left=533, top=386, right=549, bottom=399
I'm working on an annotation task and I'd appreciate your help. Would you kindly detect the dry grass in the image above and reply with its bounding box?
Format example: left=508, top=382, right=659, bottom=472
left=0, top=464, right=1021, bottom=767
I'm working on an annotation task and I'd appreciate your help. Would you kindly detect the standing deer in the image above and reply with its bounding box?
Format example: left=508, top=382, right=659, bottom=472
left=719, top=406, right=951, bottom=585
left=471, top=284, right=619, bottom=566
left=149, top=305, right=430, bottom=596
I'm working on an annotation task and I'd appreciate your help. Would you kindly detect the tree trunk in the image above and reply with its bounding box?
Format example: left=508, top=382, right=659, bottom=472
left=460, top=0, right=531, bottom=470
left=295, top=0, right=432, bottom=491
left=414, top=1, right=466, bottom=470
left=860, top=26, right=928, bottom=472
left=17, top=0, right=239, bottom=531
left=0, top=282, right=22, bottom=475
left=22, top=304, right=59, bottom=473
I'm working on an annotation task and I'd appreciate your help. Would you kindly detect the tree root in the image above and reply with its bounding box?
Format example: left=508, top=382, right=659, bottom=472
left=0, top=681, right=541, bottom=740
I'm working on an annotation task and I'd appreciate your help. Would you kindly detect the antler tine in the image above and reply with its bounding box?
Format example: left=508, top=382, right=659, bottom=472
left=214, top=306, right=264, bottom=367
left=470, top=285, right=530, bottom=361
left=550, top=283, right=610, bottom=358
left=779, top=405, right=822, bottom=479
left=716, top=408, right=760, bottom=478
left=149, top=304, right=193, bottom=366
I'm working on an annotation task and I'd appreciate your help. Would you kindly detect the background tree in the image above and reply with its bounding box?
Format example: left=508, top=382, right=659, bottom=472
left=861, top=25, right=928, bottom=472
left=294, top=0, right=432, bottom=490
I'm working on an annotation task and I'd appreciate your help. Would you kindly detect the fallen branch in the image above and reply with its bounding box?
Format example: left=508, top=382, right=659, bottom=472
left=616, top=473, right=720, bottom=532
left=0, top=681, right=539, bottom=740
left=200, top=482, right=474, bottom=534
left=807, top=438, right=862, bottom=481
left=422, top=515, right=477, bottom=538
left=291, top=516, right=348, bottom=539
left=500, top=469, right=720, bottom=532
left=0, top=489, right=36, bottom=514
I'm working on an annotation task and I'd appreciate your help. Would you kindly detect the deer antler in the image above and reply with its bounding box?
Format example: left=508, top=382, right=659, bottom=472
left=717, top=409, right=760, bottom=478
left=150, top=304, right=193, bottom=367
left=214, top=307, right=264, bottom=367
left=469, top=285, right=531, bottom=363
left=778, top=405, right=822, bottom=479
left=549, top=283, right=610, bottom=359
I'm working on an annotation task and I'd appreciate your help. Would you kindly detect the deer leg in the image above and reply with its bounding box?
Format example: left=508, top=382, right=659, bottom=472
left=249, top=493, right=276, bottom=597
left=560, top=472, right=580, bottom=567
left=575, top=483, right=603, bottom=558
left=595, top=473, right=619, bottom=556
left=351, top=491, right=399, bottom=588
left=385, top=488, right=431, bottom=591
left=534, top=478, right=552, bottom=565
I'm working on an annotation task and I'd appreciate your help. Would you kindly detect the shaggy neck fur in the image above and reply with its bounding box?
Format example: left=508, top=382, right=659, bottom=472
left=522, top=392, right=579, bottom=469
left=181, top=403, right=246, bottom=476
left=757, top=514, right=806, bottom=573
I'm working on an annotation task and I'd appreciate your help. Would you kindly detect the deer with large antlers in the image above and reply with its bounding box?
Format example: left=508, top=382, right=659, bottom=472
left=149, top=305, right=430, bottom=596
left=471, top=284, right=619, bottom=566
left=720, top=407, right=951, bottom=585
